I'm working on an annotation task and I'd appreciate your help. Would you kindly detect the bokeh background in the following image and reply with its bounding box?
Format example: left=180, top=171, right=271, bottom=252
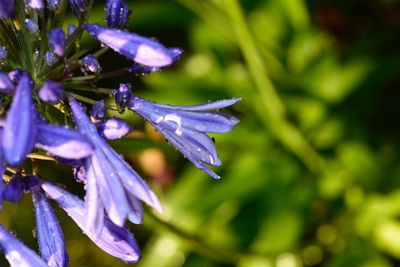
left=2, top=0, right=400, bottom=266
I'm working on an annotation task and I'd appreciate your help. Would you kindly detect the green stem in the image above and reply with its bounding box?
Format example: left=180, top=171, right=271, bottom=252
left=66, top=92, right=97, bottom=104
left=224, top=0, right=325, bottom=174
left=146, top=211, right=276, bottom=264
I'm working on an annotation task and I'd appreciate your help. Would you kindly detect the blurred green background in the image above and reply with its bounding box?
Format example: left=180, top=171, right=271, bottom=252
left=3, top=0, right=400, bottom=266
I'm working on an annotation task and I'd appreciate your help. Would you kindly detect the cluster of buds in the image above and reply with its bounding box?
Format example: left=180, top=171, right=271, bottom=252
left=0, top=0, right=239, bottom=266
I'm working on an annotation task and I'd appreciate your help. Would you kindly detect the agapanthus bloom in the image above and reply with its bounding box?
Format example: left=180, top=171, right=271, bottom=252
left=0, top=0, right=240, bottom=264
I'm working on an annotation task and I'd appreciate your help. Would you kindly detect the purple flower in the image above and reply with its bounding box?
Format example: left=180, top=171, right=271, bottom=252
left=129, top=96, right=240, bottom=179
left=97, top=118, right=132, bottom=140
left=0, top=130, right=4, bottom=207
left=114, top=83, right=132, bottom=112
left=0, top=46, right=7, bottom=59
left=0, top=71, right=14, bottom=94
left=106, top=0, right=131, bottom=29
left=0, top=0, right=15, bottom=19
left=27, top=0, right=44, bottom=13
left=2, top=174, right=23, bottom=203
left=32, top=185, right=68, bottom=267
left=49, top=28, right=66, bottom=57
left=47, top=0, right=61, bottom=10
left=35, top=123, right=94, bottom=159
left=41, top=181, right=141, bottom=262
left=128, top=47, right=183, bottom=74
left=8, top=69, right=23, bottom=85
left=84, top=23, right=173, bottom=67
left=67, top=24, right=77, bottom=37
left=70, top=98, right=162, bottom=227
left=0, top=224, right=49, bottom=267
left=68, top=0, right=89, bottom=17
left=81, top=54, right=101, bottom=73
left=25, top=18, right=39, bottom=33
left=91, top=99, right=107, bottom=120
left=2, top=73, right=37, bottom=167
left=45, top=51, right=58, bottom=66
left=38, top=80, right=64, bottom=103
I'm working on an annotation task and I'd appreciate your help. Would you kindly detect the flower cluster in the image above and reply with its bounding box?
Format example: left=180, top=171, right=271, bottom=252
left=0, top=0, right=239, bottom=266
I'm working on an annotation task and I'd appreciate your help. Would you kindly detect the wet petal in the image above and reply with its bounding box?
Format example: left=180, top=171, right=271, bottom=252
left=32, top=187, right=68, bottom=267
left=70, top=98, right=162, bottom=212
left=126, top=193, right=143, bottom=224
left=106, top=0, right=130, bottom=29
left=91, top=99, right=107, bottom=120
left=36, top=123, right=93, bottom=159
left=85, top=160, right=104, bottom=236
left=86, top=151, right=130, bottom=226
left=0, top=224, right=49, bottom=267
left=97, top=118, right=132, bottom=140
left=41, top=181, right=141, bottom=262
left=128, top=96, right=240, bottom=178
left=114, top=83, right=132, bottom=112
left=84, top=23, right=172, bottom=67
left=154, top=97, right=241, bottom=111
left=68, top=0, right=89, bottom=17
left=2, top=73, right=36, bottom=167
left=2, top=175, right=23, bottom=203
left=81, top=54, right=102, bottom=73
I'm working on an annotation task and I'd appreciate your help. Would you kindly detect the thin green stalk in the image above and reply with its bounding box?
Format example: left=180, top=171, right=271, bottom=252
left=224, top=0, right=325, bottom=174
left=66, top=92, right=97, bottom=104
left=146, top=211, right=278, bottom=264
left=64, top=85, right=113, bottom=94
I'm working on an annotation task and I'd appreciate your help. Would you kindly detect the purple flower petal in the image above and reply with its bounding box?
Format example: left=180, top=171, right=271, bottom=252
left=91, top=99, right=107, bottom=120
left=27, top=0, right=44, bottom=12
left=97, top=118, right=132, bottom=140
left=81, top=54, right=101, bottom=73
left=32, top=186, right=68, bottom=267
left=84, top=23, right=172, bottom=67
left=8, top=69, right=23, bottom=85
left=35, top=123, right=94, bottom=159
left=0, top=71, right=14, bottom=94
left=106, top=0, right=131, bottom=29
left=45, top=51, right=58, bottom=66
left=2, top=73, right=36, bottom=167
left=70, top=98, right=162, bottom=213
left=126, top=193, right=143, bottom=224
left=155, top=98, right=241, bottom=111
left=38, top=80, right=64, bottom=103
left=68, top=0, right=89, bottom=17
left=129, top=96, right=240, bottom=179
left=114, top=83, right=132, bottom=112
left=25, top=18, right=39, bottom=33
left=49, top=28, right=66, bottom=57
left=0, top=0, right=15, bottom=19
left=85, top=161, right=104, bottom=236
left=2, top=175, right=23, bottom=203
left=0, top=224, right=49, bottom=267
left=41, top=181, right=141, bottom=262
left=67, top=24, right=77, bottom=37
left=86, top=151, right=130, bottom=226
left=47, top=0, right=61, bottom=10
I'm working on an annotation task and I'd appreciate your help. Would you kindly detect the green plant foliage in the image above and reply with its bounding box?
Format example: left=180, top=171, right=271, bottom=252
left=2, top=0, right=400, bottom=266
